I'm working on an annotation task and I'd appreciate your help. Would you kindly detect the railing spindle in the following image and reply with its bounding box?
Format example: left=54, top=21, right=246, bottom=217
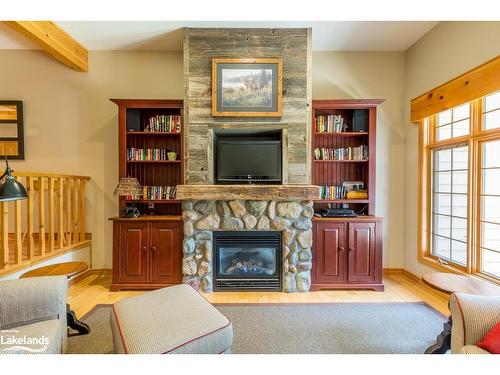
left=0, top=202, right=8, bottom=268
left=79, top=179, right=86, bottom=242
left=65, top=178, right=71, bottom=245
left=27, top=176, right=35, bottom=259
left=72, top=178, right=79, bottom=243
left=58, top=178, right=64, bottom=249
left=48, top=177, right=55, bottom=253
left=39, top=176, right=46, bottom=256
left=14, top=200, right=22, bottom=263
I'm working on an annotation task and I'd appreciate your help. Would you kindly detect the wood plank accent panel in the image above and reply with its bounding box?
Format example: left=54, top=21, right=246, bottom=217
left=176, top=184, right=320, bottom=201
left=184, top=28, right=312, bottom=184
left=3, top=21, right=88, bottom=72
left=410, top=55, right=500, bottom=122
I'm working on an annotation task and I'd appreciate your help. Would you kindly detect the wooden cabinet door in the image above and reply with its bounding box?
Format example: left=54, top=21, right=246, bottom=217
left=313, top=221, right=347, bottom=284
left=149, top=221, right=182, bottom=285
left=348, top=222, right=376, bottom=283
left=117, top=221, right=149, bottom=284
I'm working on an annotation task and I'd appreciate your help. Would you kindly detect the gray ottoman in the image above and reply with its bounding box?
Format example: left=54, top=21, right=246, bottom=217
left=110, top=284, right=232, bottom=354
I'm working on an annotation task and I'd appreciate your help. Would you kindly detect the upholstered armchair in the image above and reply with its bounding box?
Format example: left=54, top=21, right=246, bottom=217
left=0, top=276, right=68, bottom=354
left=449, top=292, right=500, bottom=354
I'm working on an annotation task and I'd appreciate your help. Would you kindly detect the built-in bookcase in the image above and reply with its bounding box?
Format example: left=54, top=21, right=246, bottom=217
left=311, top=100, right=383, bottom=216
left=111, top=99, right=184, bottom=216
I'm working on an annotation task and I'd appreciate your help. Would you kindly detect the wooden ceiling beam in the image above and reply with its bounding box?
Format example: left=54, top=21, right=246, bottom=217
left=4, top=21, right=88, bottom=72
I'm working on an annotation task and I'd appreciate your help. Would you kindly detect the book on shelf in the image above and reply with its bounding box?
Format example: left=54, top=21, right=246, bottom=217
left=128, top=185, right=177, bottom=200
left=142, top=115, right=181, bottom=133
left=314, top=145, right=368, bottom=161
left=127, top=148, right=176, bottom=161
left=315, top=114, right=346, bottom=133
left=320, top=185, right=347, bottom=200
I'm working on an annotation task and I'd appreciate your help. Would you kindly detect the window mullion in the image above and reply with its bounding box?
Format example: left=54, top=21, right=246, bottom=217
left=470, top=99, right=481, bottom=274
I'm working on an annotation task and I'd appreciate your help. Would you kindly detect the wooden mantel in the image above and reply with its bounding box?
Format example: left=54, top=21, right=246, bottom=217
left=176, top=185, right=321, bottom=201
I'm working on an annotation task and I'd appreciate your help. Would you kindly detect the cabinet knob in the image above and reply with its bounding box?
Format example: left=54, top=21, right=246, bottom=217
left=339, top=246, right=345, bottom=252
left=143, top=246, right=147, bottom=252
left=349, top=247, right=355, bottom=252
left=151, top=246, right=157, bottom=252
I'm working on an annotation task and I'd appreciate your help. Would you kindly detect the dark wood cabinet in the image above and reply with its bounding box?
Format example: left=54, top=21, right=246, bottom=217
left=111, top=217, right=182, bottom=291
left=314, top=221, right=347, bottom=284
left=149, top=221, right=183, bottom=285
left=312, top=218, right=383, bottom=291
left=348, top=222, right=377, bottom=283
left=117, top=221, right=149, bottom=284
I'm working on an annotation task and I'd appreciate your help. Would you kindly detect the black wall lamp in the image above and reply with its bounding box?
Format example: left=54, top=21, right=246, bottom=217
left=0, top=157, right=28, bottom=202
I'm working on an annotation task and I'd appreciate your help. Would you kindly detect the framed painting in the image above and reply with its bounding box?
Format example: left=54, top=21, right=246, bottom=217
left=0, top=101, right=24, bottom=160
left=212, top=58, right=282, bottom=117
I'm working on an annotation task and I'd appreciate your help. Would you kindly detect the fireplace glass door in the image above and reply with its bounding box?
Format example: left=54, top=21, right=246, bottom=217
left=218, top=247, right=277, bottom=277
left=213, top=231, right=282, bottom=291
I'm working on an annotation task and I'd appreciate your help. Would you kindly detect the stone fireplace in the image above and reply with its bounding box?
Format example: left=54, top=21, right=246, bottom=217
left=181, top=199, right=314, bottom=292
left=179, top=27, right=316, bottom=293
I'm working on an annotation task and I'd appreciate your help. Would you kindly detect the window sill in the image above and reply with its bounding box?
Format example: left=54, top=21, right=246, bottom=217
left=418, top=254, right=500, bottom=287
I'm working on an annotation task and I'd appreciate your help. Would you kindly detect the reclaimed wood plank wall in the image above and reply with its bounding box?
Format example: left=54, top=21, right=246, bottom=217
left=183, top=28, right=312, bottom=184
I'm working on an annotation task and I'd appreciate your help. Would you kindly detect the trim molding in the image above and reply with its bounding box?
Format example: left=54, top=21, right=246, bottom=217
left=410, top=55, right=500, bottom=122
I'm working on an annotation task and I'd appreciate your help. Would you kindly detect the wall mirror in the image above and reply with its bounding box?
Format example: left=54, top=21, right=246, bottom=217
left=0, top=101, right=24, bottom=160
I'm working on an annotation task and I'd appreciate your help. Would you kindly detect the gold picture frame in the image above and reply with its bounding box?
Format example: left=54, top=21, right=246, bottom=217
left=212, top=58, right=283, bottom=117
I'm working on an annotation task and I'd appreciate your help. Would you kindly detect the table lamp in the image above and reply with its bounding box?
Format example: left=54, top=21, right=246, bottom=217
left=0, top=157, right=28, bottom=202
left=114, top=177, right=142, bottom=217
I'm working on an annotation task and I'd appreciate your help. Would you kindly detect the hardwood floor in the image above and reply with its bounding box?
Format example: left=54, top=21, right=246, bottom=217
left=68, top=270, right=450, bottom=318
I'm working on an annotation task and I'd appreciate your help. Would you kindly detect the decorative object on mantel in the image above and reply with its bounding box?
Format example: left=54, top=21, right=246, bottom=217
left=0, top=156, right=28, bottom=201
left=212, top=58, right=283, bottom=117
left=0, top=100, right=24, bottom=160
left=113, top=177, right=142, bottom=217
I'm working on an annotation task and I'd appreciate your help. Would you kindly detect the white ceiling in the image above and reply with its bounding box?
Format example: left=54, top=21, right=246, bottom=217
left=0, top=21, right=438, bottom=51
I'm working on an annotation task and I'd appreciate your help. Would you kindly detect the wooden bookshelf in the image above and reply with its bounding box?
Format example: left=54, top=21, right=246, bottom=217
left=311, top=99, right=385, bottom=292
left=312, top=99, right=383, bottom=216
left=111, top=99, right=184, bottom=216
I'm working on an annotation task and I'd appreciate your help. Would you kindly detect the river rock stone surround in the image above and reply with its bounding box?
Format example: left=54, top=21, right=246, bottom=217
left=181, top=199, right=314, bottom=292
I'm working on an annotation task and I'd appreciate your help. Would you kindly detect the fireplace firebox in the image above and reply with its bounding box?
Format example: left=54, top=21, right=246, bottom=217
left=213, top=231, right=282, bottom=291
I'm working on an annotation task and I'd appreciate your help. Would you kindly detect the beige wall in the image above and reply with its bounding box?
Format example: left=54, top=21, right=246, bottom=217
left=313, top=51, right=406, bottom=268
left=1, top=50, right=183, bottom=269
left=1, top=47, right=408, bottom=270
left=404, top=22, right=500, bottom=276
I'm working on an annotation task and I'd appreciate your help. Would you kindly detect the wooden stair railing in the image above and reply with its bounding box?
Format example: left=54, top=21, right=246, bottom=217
left=0, top=172, right=91, bottom=275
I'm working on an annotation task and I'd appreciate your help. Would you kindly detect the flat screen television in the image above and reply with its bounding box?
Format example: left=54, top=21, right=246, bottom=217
left=215, top=136, right=282, bottom=184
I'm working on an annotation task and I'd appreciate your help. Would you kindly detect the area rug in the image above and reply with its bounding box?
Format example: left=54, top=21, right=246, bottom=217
left=67, top=302, right=446, bottom=354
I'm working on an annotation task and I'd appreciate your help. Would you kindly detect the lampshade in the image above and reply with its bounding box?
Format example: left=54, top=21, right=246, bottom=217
left=0, top=157, right=28, bottom=202
left=0, top=175, right=28, bottom=201
left=114, top=177, right=142, bottom=196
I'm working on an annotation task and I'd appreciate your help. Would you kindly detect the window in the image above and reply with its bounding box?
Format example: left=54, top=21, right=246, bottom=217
left=480, top=139, right=500, bottom=278
left=418, top=91, right=500, bottom=283
left=432, top=146, right=468, bottom=265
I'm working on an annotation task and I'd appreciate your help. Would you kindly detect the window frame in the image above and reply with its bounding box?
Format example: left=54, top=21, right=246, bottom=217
left=418, top=97, right=500, bottom=284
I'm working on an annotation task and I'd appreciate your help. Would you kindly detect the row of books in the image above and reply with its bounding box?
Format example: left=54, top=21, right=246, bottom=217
left=315, top=115, right=346, bottom=133
left=129, top=186, right=177, bottom=200
left=320, top=185, right=348, bottom=200
left=143, top=115, right=181, bottom=133
left=127, top=148, right=175, bottom=161
left=314, top=145, right=368, bottom=161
